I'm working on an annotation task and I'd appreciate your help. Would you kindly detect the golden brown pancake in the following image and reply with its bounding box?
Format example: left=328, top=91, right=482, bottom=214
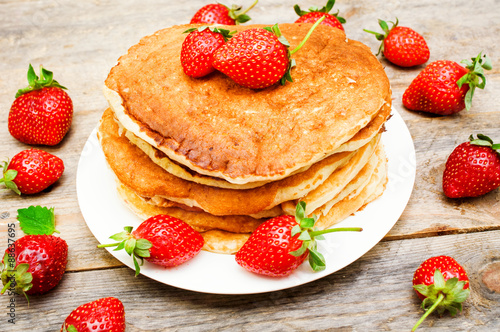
left=315, top=145, right=388, bottom=229
left=104, top=23, right=391, bottom=184
left=122, top=98, right=391, bottom=190
left=115, top=181, right=252, bottom=254
left=98, top=108, right=380, bottom=217
left=281, top=139, right=382, bottom=216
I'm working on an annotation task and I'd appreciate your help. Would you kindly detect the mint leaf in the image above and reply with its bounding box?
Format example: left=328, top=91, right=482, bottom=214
left=17, top=206, right=58, bottom=235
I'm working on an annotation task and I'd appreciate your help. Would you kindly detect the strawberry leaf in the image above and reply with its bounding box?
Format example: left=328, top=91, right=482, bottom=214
left=0, top=160, right=20, bottom=195
left=16, top=64, right=67, bottom=98
left=458, top=52, right=492, bottom=110
left=228, top=0, right=258, bottom=24
left=17, top=206, right=58, bottom=235
left=66, top=325, right=78, bottom=332
left=433, top=269, right=445, bottom=289
left=308, top=249, right=326, bottom=272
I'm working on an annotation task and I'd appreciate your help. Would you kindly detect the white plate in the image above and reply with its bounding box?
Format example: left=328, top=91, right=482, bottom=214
left=76, top=108, right=415, bottom=295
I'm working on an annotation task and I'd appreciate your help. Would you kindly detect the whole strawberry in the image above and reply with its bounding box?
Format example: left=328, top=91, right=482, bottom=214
left=190, top=1, right=258, bottom=25
left=364, top=18, right=429, bottom=67
left=1, top=206, right=67, bottom=300
left=0, top=148, right=64, bottom=195
left=98, top=214, right=204, bottom=276
left=294, top=0, right=345, bottom=31
left=443, top=134, right=500, bottom=198
left=8, top=64, right=73, bottom=145
left=1, top=234, right=68, bottom=298
left=235, top=202, right=362, bottom=277
left=213, top=19, right=324, bottom=89
left=403, top=52, right=492, bottom=115
left=412, top=256, right=470, bottom=331
left=61, top=297, right=126, bottom=332
left=181, top=26, right=234, bottom=78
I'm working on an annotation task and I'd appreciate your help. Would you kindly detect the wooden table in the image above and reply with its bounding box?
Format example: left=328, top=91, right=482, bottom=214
left=1, top=0, right=499, bottom=330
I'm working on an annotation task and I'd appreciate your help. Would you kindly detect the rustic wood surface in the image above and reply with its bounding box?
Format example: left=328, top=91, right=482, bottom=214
left=0, top=0, right=499, bottom=330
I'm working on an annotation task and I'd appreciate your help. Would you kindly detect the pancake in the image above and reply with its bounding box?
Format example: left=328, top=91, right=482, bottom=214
left=122, top=98, right=391, bottom=190
left=315, top=145, right=388, bottom=229
left=113, top=148, right=387, bottom=253
left=98, top=108, right=380, bottom=216
left=116, top=181, right=252, bottom=254
left=281, top=139, right=382, bottom=216
left=104, top=23, right=391, bottom=185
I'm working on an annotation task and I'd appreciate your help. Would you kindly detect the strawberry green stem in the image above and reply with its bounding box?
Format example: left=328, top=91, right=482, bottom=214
left=1, top=280, right=11, bottom=294
left=411, top=293, right=445, bottom=331
left=237, top=0, right=258, bottom=16
left=97, top=242, right=123, bottom=248
left=310, top=227, right=363, bottom=237
left=290, top=15, right=325, bottom=55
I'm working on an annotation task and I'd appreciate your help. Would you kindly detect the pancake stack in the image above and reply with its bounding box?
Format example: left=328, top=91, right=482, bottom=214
left=98, top=23, right=392, bottom=254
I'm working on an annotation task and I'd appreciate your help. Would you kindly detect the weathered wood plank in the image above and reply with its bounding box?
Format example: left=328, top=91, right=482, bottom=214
left=0, top=0, right=499, bottom=330
left=1, top=230, right=499, bottom=331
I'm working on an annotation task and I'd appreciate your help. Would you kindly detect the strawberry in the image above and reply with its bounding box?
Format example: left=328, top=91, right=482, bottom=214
left=0, top=148, right=64, bottom=195
left=190, top=1, right=258, bottom=25
left=412, top=256, right=470, bottom=331
left=98, top=214, right=204, bottom=276
left=8, top=64, right=73, bottom=146
left=294, top=0, right=345, bottom=31
left=364, top=18, right=429, bottom=67
left=235, top=202, right=362, bottom=277
left=443, top=134, right=500, bottom=198
left=212, top=19, right=324, bottom=89
left=403, top=52, right=492, bottom=115
left=61, top=297, right=126, bottom=332
left=181, top=26, right=234, bottom=78
left=1, top=206, right=67, bottom=300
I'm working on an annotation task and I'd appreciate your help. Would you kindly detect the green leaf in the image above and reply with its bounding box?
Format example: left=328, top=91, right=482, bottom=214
left=109, top=230, right=130, bottom=242
left=413, top=284, right=431, bottom=297
left=476, top=133, right=493, bottom=144
left=378, top=19, right=389, bottom=33
left=66, top=325, right=78, bottom=332
left=298, top=230, right=311, bottom=241
left=132, top=255, right=141, bottom=277
left=308, top=249, right=326, bottom=272
left=433, top=269, right=445, bottom=289
left=17, top=206, right=58, bottom=235
left=113, top=241, right=126, bottom=251
left=289, top=243, right=308, bottom=257
left=291, top=224, right=301, bottom=237
left=124, top=238, right=136, bottom=256
left=295, top=201, right=306, bottom=223
left=136, top=238, right=152, bottom=250
left=455, top=289, right=470, bottom=303
left=300, top=217, right=315, bottom=228
left=134, top=248, right=151, bottom=258
left=444, top=277, right=458, bottom=290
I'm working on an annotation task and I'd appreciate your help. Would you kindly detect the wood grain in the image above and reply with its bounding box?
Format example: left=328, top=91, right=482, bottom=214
left=0, top=0, right=499, bottom=330
left=3, top=231, right=500, bottom=331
